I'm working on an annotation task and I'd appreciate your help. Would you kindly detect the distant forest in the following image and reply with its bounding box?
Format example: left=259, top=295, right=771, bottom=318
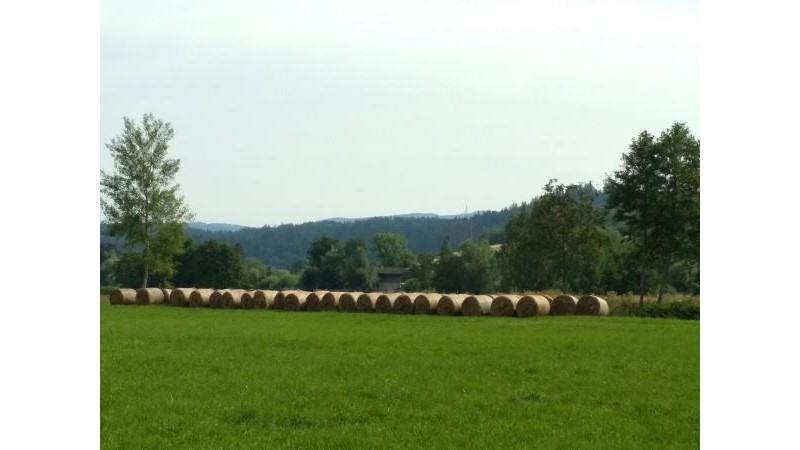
left=100, top=186, right=607, bottom=269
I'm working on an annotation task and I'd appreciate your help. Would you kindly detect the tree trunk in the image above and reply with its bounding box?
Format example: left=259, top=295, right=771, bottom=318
left=142, top=259, right=149, bottom=288
left=657, top=256, right=673, bottom=303
left=142, top=241, right=150, bottom=288
left=639, top=269, right=645, bottom=307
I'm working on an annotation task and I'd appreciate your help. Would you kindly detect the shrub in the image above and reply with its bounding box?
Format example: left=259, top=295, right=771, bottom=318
left=629, top=300, right=699, bottom=320
left=100, top=286, right=119, bottom=296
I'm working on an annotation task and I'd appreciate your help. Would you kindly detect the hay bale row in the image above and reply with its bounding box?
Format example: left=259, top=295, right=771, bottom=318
left=112, top=288, right=608, bottom=316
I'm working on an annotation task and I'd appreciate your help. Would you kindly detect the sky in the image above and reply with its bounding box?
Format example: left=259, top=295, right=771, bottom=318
left=100, top=0, right=699, bottom=227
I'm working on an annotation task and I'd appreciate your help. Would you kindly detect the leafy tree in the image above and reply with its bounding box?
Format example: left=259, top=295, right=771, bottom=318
left=299, top=237, right=378, bottom=290
left=434, top=237, right=464, bottom=293
left=299, top=237, right=344, bottom=290
left=458, top=240, right=499, bottom=294
left=372, top=232, right=417, bottom=267
left=604, top=123, right=700, bottom=303
left=100, top=243, right=119, bottom=286
left=403, top=252, right=437, bottom=292
left=111, top=251, right=169, bottom=288
left=262, top=269, right=299, bottom=291
left=100, top=113, right=194, bottom=287
left=173, top=240, right=245, bottom=288
left=341, top=238, right=378, bottom=290
left=501, top=181, right=607, bottom=292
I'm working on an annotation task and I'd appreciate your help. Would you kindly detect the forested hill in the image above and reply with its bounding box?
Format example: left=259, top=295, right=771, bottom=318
left=101, top=184, right=607, bottom=270
left=183, top=208, right=519, bottom=269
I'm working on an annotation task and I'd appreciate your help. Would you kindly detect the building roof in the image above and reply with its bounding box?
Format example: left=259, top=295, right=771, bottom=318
left=377, top=267, right=412, bottom=276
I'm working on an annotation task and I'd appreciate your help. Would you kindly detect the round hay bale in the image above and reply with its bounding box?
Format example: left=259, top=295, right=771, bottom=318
left=188, top=289, right=214, bottom=307
left=109, top=288, right=136, bottom=305
left=273, top=291, right=294, bottom=310
left=284, top=291, right=311, bottom=311
left=437, top=294, right=468, bottom=316
left=222, top=290, right=247, bottom=308
left=240, top=290, right=258, bottom=309
left=168, top=288, right=196, bottom=307
left=209, top=289, right=231, bottom=308
left=413, top=293, right=442, bottom=314
left=305, top=291, right=329, bottom=312
left=135, top=288, right=166, bottom=305
left=462, top=295, right=493, bottom=316
left=356, top=292, right=381, bottom=312
left=253, top=290, right=279, bottom=309
left=490, top=294, right=521, bottom=316
left=576, top=295, right=610, bottom=316
left=517, top=294, right=551, bottom=317
left=375, top=293, right=402, bottom=313
left=551, top=294, right=579, bottom=315
left=339, top=292, right=361, bottom=312
left=320, top=291, right=346, bottom=311
left=394, top=293, right=419, bottom=314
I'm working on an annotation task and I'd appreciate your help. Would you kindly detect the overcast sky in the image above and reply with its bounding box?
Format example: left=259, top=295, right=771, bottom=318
left=100, top=0, right=699, bottom=227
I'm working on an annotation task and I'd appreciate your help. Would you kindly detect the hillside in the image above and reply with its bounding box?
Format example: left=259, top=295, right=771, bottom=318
left=101, top=208, right=518, bottom=269
left=183, top=208, right=518, bottom=269
left=101, top=184, right=607, bottom=270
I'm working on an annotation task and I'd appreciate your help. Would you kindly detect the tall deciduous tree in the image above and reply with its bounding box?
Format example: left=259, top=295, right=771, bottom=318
left=173, top=240, right=245, bottom=289
left=604, top=122, right=700, bottom=304
left=100, top=113, right=194, bottom=287
left=501, top=181, right=607, bottom=292
left=372, top=232, right=417, bottom=267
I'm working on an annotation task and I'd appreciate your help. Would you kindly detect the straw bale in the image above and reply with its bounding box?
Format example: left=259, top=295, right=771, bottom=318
left=576, top=295, right=610, bottom=316
left=437, top=294, right=468, bottom=316
left=168, top=288, right=196, bottom=307
left=110, top=288, right=136, bottom=305
left=462, top=295, right=494, bottom=316
left=413, top=293, right=442, bottom=314
left=305, top=291, right=329, bottom=312
left=209, top=289, right=231, bottom=308
left=356, top=292, right=381, bottom=312
left=393, top=293, right=420, bottom=314
left=253, top=290, right=279, bottom=309
left=551, top=294, right=579, bottom=315
left=273, top=291, right=293, bottom=310
left=240, top=291, right=258, bottom=309
left=490, top=295, right=521, bottom=316
left=284, top=291, right=311, bottom=311
left=517, top=295, right=551, bottom=317
left=375, top=293, right=402, bottom=313
left=222, top=289, right=247, bottom=308
left=135, top=288, right=166, bottom=305
left=339, top=292, right=362, bottom=312
left=189, top=289, right=214, bottom=307
left=320, top=292, right=346, bottom=311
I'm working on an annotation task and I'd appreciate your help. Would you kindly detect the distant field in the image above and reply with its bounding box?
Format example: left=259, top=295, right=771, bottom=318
left=101, top=301, right=699, bottom=449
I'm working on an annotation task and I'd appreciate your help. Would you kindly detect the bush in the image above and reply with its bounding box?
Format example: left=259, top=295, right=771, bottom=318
left=100, top=286, right=119, bottom=296
left=628, top=300, right=699, bottom=320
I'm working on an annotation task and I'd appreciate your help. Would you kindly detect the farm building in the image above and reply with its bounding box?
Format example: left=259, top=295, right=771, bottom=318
left=377, top=267, right=411, bottom=292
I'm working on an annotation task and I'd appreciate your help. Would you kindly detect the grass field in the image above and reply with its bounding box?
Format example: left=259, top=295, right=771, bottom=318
left=101, top=299, right=699, bottom=449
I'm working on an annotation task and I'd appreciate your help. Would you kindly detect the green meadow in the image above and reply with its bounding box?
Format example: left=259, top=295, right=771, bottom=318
left=101, top=299, right=699, bottom=449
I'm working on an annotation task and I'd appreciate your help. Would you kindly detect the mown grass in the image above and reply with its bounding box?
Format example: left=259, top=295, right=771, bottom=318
left=101, top=302, right=699, bottom=449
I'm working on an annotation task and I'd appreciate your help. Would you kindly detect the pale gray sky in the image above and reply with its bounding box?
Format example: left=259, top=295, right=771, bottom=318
left=100, top=0, right=699, bottom=227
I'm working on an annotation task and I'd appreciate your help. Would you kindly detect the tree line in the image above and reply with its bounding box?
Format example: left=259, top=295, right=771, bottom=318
left=100, top=115, right=699, bottom=302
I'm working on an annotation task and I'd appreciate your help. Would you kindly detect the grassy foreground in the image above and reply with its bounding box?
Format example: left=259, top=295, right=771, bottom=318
left=101, top=302, right=699, bottom=449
